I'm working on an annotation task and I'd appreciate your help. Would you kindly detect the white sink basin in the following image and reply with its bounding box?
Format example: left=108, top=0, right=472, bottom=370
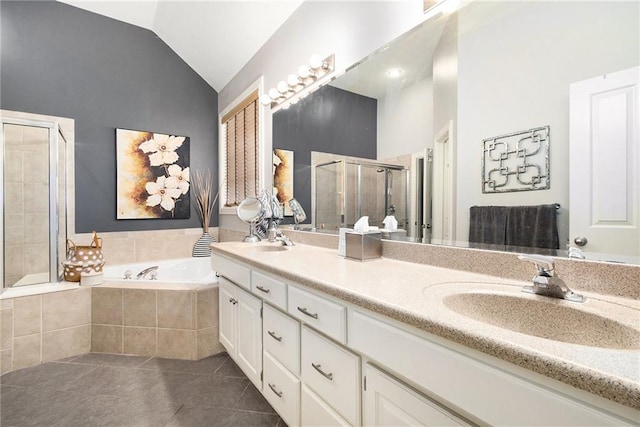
left=425, top=282, right=640, bottom=350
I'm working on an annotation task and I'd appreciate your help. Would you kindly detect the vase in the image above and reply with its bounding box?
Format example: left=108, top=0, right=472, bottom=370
left=192, top=231, right=215, bottom=257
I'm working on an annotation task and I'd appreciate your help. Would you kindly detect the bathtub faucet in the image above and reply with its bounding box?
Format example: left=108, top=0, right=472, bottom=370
left=136, top=266, right=159, bottom=280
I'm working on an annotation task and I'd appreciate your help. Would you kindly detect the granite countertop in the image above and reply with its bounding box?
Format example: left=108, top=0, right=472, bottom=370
left=210, top=241, right=640, bottom=411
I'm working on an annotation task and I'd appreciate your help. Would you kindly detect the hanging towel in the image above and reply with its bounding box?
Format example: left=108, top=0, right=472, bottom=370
left=505, top=204, right=559, bottom=250
left=469, top=206, right=508, bottom=246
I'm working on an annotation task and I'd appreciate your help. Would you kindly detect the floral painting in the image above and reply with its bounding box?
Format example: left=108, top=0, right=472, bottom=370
left=116, top=128, right=190, bottom=219
left=273, top=149, right=294, bottom=216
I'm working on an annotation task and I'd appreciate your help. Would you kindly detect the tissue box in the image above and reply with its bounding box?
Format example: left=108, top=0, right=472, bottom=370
left=345, top=231, right=382, bottom=261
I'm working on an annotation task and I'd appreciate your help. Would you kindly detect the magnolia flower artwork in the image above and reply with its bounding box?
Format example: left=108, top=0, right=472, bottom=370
left=116, top=128, right=191, bottom=219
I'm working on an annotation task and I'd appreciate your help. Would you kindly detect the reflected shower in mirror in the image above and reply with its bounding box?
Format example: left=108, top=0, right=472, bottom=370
left=272, top=0, right=640, bottom=263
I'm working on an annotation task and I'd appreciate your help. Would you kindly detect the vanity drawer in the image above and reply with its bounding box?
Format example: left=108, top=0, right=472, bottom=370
left=211, top=253, right=250, bottom=290
left=263, top=351, right=300, bottom=427
left=301, top=326, right=360, bottom=426
left=251, top=270, right=287, bottom=309
left=288, top=285, right=346, bottom=343
left=263, top=303, right=300, bottom=375
left=301, top=384, right=352, bottom=427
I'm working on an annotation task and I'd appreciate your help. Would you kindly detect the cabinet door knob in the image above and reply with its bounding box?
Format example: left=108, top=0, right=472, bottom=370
left=297, top=306, right=319, bottom=319
left=268, top=383, right=283, bottom=398
left=256, top=285, right=271, bottom=294
left=311, top=363, right=334, bottom=381
left=268, top=330, right=283, bottom=342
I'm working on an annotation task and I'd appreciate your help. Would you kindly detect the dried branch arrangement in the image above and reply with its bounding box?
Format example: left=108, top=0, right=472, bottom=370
left=191, top=169, right=220, bottom=232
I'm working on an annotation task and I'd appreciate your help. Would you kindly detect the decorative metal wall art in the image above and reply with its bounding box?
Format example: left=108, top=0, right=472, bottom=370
left=482, top=126, right=550, bottom=193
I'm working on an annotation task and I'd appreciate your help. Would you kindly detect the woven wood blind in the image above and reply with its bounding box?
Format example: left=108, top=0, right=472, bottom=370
left=223, top=91, right=259, bottom=207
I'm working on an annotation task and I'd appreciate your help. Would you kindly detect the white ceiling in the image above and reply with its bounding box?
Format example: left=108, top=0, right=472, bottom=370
left=58, top=0, right=303, bottom=92
left=330, top=15, right=447, bottom=100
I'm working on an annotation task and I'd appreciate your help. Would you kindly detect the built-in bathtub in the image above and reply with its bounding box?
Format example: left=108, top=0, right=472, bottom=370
left=93, top=257, right=222, bottom=360
left=101, top=257, right=218, bottom=288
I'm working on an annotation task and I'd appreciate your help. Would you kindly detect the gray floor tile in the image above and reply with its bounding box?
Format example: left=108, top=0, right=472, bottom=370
left=0, top=384, right=23, bottom=396
left=166, top=405, right=280, bottom=427
left=163, top=374, right=250, bottom=409
left=53, top=354, right=84, bottom=363
left=61, top=366, right=168, bottom=397
left=139, top=352, right=228, bottom=375
left=234, top=383, right=277, bottom=414
left=1, top=386, right=91, bottom=426
left=71, top=353, right=151, bottom=368
left=214, top=357, right=248, bottom=378
left=0, top=361, right=96, bottom=390
left=53, top=393, right=182, bottom=427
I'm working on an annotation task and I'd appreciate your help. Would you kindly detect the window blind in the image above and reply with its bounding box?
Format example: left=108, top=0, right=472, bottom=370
left=223, top=90, right=259, bottom=207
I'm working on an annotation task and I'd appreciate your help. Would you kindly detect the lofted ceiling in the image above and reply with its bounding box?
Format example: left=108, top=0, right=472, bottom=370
left=58, top=0, right=303, bottom=92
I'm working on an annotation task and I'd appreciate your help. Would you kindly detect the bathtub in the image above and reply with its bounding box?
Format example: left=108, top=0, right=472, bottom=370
left=101, top=257, right=218, bottom=290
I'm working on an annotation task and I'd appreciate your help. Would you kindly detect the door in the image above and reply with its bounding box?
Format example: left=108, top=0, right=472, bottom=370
left=236, top=285, right=263, bottom=389
left=218, top=278, right=236, bottom=356
left=432, top=121, right=456, bottom=245
left=569, top=66, right=639, bottom=262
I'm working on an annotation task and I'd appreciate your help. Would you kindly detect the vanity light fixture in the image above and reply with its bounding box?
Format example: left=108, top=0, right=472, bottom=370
left=261, top=53, right=335, bottom=109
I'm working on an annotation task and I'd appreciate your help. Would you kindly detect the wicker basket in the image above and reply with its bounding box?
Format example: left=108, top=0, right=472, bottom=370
left=63, top=232, right=105, bottom=282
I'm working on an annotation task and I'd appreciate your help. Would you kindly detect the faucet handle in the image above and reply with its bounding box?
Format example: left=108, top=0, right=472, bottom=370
left=518, top=254, right=555, bottom=276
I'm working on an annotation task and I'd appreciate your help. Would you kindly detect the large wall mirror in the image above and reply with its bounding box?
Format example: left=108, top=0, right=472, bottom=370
left=273, top=0, right=639, bottom=264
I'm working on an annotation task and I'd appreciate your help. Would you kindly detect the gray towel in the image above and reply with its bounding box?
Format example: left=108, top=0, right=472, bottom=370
left=469, top=206, right=508, bottom=246
left=505, top=204, right=559, bottom=250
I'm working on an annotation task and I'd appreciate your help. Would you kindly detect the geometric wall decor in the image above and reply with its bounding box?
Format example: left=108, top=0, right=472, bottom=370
left=482, top=125, right=550, bottom=193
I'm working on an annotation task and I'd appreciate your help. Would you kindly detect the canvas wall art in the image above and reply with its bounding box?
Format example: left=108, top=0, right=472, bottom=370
left=273, top=149, right=294, bottom=216
left=116, top=128, right=190, bottom=219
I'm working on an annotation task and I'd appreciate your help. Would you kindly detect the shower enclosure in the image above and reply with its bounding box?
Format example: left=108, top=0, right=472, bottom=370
left=1, top=111, right=72, bottom=288
left=314, top=159, right=409, bottom=231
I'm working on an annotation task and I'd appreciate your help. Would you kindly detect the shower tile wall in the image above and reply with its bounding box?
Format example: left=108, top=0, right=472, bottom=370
left=4, top=124, right=50, bottom=286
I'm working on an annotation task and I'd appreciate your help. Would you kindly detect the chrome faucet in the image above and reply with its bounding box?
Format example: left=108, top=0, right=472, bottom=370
left=136, top=265, right=159, bottom=280
left=518, top=255, right=585, bottom=303
left=567, top=246, right=586, bottom=260
left=270, top=228, right=294, bottom=246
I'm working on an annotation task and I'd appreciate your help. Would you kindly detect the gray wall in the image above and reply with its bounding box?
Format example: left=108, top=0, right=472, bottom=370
left=0, top=1, right=218, bottom=233
left=272, top=85, right=376, bottom=222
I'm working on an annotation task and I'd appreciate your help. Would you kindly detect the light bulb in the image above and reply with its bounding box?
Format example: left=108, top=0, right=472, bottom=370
left=287, top=74, right=300, bottom=87
left=309, top=54, right=324, bottom=69
left=298, top=64, right=311, bottom=79
left=277, top=80, right=289, bottom=93
left=260, top=94, right=272, bottom=106
left=268, top=88, right=279, bottom=99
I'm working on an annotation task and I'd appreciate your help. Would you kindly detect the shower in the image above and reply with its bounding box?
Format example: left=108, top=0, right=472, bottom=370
left=1, top=110, right=73, bottom=289
left=314, top=159, right=408, bottom=231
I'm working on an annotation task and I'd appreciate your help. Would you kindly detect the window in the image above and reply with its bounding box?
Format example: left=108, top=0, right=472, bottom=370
left=221, top=90, right=260, bottom=207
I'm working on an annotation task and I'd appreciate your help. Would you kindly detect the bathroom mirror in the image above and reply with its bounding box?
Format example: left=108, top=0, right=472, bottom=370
left=273, top=1, right=639, bottom=264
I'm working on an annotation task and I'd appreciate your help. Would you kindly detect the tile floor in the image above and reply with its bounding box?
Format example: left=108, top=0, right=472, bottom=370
left=0, top=352, right=284, bottom=426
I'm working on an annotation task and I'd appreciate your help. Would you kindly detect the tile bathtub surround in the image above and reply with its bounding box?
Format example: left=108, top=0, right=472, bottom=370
left=91, top=286, right=222, bottom=360
left=73, top=228, right=219, bottom=265
left=0, top=352, right=283, bottom=427
left=0, top=287, right=91, bottom=374
left=239, top=227, right=640, bottom=299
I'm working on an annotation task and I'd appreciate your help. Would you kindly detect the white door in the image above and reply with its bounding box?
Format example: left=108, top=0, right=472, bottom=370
left=363, top=364, right=469, bottom=426
left=432, top=120, right=456, bottom=246
left=569, top=66, right=640, bottom=262
left=236, top=285, right=263, bottom=389
left=218, top=278, right=237, bottom=357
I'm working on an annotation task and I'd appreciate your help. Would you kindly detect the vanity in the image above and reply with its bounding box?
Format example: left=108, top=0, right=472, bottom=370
left=211, top=241, right=639, bottom=426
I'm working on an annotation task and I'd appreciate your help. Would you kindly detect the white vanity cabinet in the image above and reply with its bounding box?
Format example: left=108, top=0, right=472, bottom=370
left=218, top=277, right=262, bottom=389
left=363, top=364, right=470, bottom=427
left=213, top=251, right=636, bottom=427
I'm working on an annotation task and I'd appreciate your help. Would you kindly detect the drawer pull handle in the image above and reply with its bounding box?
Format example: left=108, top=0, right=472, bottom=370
left=268, top=331, right=283, bottom=342
left=256, top=285, right=271, bottom=294
left=297, top=306, right=319, bottom=319
left=229, top=298, right=237, bottom=305
left=311, top=363, right=333, bottom=381
left=268, top=383, right=283, bottom=398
